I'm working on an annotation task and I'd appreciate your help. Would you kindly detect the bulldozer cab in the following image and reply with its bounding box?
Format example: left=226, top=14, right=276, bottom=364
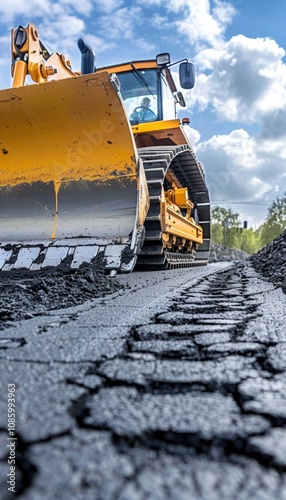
left=100, top=54, right=194, bottom=127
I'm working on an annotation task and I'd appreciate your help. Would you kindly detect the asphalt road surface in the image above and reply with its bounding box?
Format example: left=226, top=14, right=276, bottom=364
left=0, top=261, right=286, bottom=499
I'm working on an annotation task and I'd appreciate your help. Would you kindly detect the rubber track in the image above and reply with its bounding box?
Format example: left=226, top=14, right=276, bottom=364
left=136, top=145, right=210, bottom=270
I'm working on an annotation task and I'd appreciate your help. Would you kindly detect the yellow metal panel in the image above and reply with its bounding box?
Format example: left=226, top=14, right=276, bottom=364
left=132, top=120, right=188, bottom=146
left=163, top=205, right=203, bottom=244
left=0, top=71, right=137, bottom=186
left=174, top=188, right=189, bottom=207
left=0, top=71, right=139, bottom=241
left=132, top=119, right=181, bottom=135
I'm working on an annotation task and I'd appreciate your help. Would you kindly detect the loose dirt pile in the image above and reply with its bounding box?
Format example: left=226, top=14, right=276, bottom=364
left=0, top=259, right=121, bottom=328
left=252, top=229, right=286, bottom=293
left=209, top=242, right=249, bottom=262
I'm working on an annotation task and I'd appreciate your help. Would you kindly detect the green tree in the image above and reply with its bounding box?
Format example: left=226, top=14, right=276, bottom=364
left=211, top=223, right=224, bottom=245
left=259, top=193, right=286, bottom=246
left=241, top=228, right=261, bottom=254
left=226, top=227, right=241, bottom=249
left=211, top=206, right=261, bottom=254
left=211, top=206, right=241, bottom=228
left=211, top=206, right=241, bottom=246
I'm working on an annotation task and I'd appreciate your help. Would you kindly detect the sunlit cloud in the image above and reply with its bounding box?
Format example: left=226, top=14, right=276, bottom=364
left=191, top=35, right=286, bottom=123
left=143, top=0, right=237, bottom=49
left=196, top=128, right=283, bottom=209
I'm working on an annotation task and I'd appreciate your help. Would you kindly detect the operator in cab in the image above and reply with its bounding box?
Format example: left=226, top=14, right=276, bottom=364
left=130, top=97, right=156, bottom=122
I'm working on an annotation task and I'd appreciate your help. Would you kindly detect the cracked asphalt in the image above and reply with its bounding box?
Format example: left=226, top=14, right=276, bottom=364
left=0, top=260, right=286, bottom=499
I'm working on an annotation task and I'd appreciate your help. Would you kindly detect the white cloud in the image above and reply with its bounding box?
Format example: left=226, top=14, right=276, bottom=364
left=175, top=24, right=286, bottom=225
left=150, top=14, right=169, bottom=29
left=0, top=1, right=51, bottom=22
left=0, top=0, right=94, bottom=22
left=191, top=34, right=286, bottom=123
left=97, top=6, right=143, bottom=40
left=92, top=0, right=124, bottom=13
left=60, top=0, right=94, bottom=16
left=195, top=129, right=283, bottom=210
left=183, top=126, right=201, bottom=146
left=184, top=30, right=286, bottom=225
left=212, top=0, right=236, bottom=26
left=143, top=0, right=237, bottom=49
left=135, top=38, right=156, bottom=53
left=174, top=0, right=236, bottom=49
left=39, top=15, right=85, bottom=42
left=257, top=109, right=286, bottom=143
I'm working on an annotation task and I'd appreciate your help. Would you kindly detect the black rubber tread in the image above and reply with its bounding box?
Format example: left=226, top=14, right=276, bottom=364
left=136, top=145, right=210, bottom=270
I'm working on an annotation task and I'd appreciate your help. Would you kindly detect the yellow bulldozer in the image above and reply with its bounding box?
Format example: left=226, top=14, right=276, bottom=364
left=0, top=23, right=210, bottom=273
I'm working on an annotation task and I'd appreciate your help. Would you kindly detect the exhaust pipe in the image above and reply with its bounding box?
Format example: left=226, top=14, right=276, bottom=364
left=78, top=39, right=95, bottom=75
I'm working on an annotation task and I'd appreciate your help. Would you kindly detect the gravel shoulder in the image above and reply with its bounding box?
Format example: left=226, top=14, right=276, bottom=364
left=252, top=228, right=286, bottom=293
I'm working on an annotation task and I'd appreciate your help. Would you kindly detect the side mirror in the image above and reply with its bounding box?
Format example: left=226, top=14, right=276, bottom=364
left=179, top=62, right=195, bottom=89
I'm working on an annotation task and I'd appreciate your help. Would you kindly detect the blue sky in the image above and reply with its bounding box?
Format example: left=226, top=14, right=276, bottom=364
left=0, top=0, right=286, bottom=228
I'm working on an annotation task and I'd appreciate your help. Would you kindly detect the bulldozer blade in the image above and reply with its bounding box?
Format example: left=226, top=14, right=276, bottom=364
left=0, top=72, right=143, bottom=271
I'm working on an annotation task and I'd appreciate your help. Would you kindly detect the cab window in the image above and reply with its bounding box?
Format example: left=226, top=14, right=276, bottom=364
left=116, top=69, right=159, bottom=123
